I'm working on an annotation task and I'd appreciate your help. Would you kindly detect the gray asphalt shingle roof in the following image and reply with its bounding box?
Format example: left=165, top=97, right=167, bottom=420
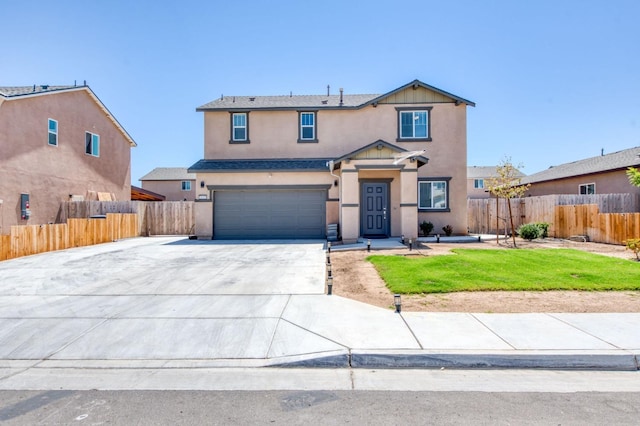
left=521, top=146, right=640, bottom=184
left=197, top=79, right=475, bottom=111
left=0, top=85, right=79, bottom=97
left=139, top=167, right=196, bottom=181
left=188, top=159, right=333, bottom=172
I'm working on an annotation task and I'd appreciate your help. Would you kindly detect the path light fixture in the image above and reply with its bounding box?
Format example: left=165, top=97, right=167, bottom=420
left=394, top=294, right=401, bottom=313
left=436, top=234, right=440, bottom=243
left=327, top=276, right=333, bottom=295
left=327, top=241, right=331, bottom=253
left=327, top=263, right=332, bottom=278
left=367, top=239, right=371, bottom=252
left=401, top=234, right=405, bottom=244
left=409, top=238, right=413, bottom=251
left=326, top=253, right=331, bottom=265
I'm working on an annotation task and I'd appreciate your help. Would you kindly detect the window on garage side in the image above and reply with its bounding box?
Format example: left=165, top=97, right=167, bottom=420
left=48, top=118, right=58, bottom=146
left=419, top=178, right=450, bottom=211
left=579, top=183, right=595, bottom=195
left=85, top=132, right=99, bottom=157
left=298, top=111, right=317, bottom=142
left=230, top=112, right=249, bottom=143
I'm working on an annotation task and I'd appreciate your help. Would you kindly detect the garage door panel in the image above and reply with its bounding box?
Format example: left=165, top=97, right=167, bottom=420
left=214, top=190, right=326, bottom=239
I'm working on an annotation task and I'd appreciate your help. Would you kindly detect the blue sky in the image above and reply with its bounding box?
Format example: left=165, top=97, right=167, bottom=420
left=2, top=0, right=639, bottom=182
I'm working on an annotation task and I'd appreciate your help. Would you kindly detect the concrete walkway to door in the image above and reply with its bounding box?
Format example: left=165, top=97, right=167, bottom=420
left=0, top=236, right=637, bottom=391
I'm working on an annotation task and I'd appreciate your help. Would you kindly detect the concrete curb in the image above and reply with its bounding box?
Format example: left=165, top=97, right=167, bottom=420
left=349, top=350, right=640, bottom=370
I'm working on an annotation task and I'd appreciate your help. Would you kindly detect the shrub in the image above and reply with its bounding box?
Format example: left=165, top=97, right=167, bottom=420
left=535, top=222, right=550, bottom=238
left=442, top=225, right=453, bottom=236
left=517, top=223, right=541, bottom=241
left=420, top=221, right=434, bottom=236
left=624, top=238, right=640, bottom=260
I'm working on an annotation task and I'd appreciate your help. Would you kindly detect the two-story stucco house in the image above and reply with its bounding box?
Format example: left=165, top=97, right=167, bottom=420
left=0, top=84, right=136, bottom=233
left=467, top=166, right=526, bottom=199
left=189, top=80, right=474, bottom=242
left=139, top=167, right=196, bottom=201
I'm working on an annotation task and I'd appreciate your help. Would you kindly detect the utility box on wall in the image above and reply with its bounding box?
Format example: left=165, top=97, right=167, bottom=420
left=20, top=193, right=30, bottom=220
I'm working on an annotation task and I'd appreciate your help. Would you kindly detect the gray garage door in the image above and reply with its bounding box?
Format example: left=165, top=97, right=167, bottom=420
left=214, top=190, right=326, bottom=239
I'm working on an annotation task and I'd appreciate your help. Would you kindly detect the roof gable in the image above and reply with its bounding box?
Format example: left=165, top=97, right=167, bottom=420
left=334, top=139, right=429, bottom=167
left=521, top=146, right=640, bottom=184
left=0, top=84, right=136, bottom=147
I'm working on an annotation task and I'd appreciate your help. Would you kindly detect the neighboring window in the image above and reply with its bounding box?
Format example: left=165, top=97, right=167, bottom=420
left=48, top=119, right=58, bottom=146
left=231, top=112, right=249, bottom=142
left=397, top=108, right=432, bottom=141
left=298, top=111, right=317, bottom=142
left=181, top=181, right=192, bottom=191
left=579, top=183, right=595, bottom=195
left=474, top=179, right=484, bottom=189
left=419, top=179, right=449, bottom=210
left=85, top=132, right=99, bottom=156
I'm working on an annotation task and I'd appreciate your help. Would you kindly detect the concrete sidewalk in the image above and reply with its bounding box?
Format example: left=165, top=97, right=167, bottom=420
left=0, top=237, right=637, bottom=377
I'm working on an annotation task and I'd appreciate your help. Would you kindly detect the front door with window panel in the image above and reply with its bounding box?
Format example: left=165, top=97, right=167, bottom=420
left=362, top=182, right=389, bottom=237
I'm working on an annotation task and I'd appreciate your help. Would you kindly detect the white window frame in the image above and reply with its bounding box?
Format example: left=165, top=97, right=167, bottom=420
left=231, top=113, right=248, bottom=142
left=579, top=183, right=595, bottom=195
left=418, top=180, right=449, bottom=210
left=48, top=118, right=58, bottom=146
left=181, top=181, right=192, bottom=191
left=474, top=179, right=484, bottom=189
left=397, top=108, right=431, bottom=141
left=299, top=112, right=316, bottom=141
left=85, top=131, right=100, bottom=157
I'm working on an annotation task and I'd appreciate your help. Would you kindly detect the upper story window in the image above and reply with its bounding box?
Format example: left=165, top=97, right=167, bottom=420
left=474, top=179, right=484, bottom=189
left=298, top=111, right=317, bottom=142
left=48, top=119, right=58, bottom=146
left=230, top=112, right=249, bottom=143
left=181, top=181, right=192, bottom=191
left=397, top=107, right=432, bottom=142
left=419, top=178, right=450, bottom=211
left=85, top=132, right=100, bottom=157
left=579, top=183, right=595, bottom=195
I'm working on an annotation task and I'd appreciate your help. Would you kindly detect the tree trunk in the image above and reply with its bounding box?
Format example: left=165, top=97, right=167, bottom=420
left=495, top=194, right=499, bottom=245
left=507, top=197, right=517, bottom=247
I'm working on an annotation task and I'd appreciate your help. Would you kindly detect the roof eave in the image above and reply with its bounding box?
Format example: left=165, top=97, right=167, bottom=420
left=363, top=79, right=476, bottom=107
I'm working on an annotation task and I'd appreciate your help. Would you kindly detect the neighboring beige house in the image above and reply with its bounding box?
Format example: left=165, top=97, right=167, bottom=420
left=189, top=80, right=475, bottom=242
left=0, top=84, right=136, bottom=233
left=139, top=167, right=196, bottom=201
left=521, top=147, right=640, bottom=197
left=467, top=166, right=526, bottom=198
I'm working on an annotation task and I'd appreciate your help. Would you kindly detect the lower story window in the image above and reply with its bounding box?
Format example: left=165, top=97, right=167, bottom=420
left=419, top=179, right=449, bottom=210
left=579, top=183, right=595, bottom=195
left=181, top=181, right=192, bottom=191
left=474, top=179, right=484, bottom=189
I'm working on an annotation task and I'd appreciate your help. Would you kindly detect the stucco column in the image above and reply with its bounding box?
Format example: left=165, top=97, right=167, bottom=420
left=194, top=199, right=213, bottom=239
left=340, top=168, right=360, bottom=243
left=400, top=169, right=419, bottom=240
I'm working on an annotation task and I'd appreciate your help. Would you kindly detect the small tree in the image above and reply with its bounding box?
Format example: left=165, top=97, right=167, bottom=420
left=486, top=158, right=530, bottom=247
left=627, top=167, right=640, bottom=188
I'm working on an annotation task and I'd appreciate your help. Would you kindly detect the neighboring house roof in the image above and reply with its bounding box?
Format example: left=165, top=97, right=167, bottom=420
left=521, top=146, right=640, bottom=184
left=188, top=158, right=333, bottom=173
left=140, top=167, right=196, bottom=181
left=0, top=84, right=136, bottom=147
left=131, top=185, right=166, bottom=201
left=197, top=79, right=475, bottom=111
left=468, top=166, right=525, bottom=179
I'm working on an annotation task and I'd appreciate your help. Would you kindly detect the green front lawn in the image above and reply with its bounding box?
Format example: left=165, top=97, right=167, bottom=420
left=367, top=249, right=640, bottom=294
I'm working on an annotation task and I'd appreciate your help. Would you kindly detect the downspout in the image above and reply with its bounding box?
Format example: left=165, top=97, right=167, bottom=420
left=327, top=160, right=341, bottom=238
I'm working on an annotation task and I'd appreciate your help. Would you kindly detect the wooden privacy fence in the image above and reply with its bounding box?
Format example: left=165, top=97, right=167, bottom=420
left=58, top=201, right=194, bottom=236
left=468, top=194, right=640, bottom=244
left=0, top=213, right=137, bottom=261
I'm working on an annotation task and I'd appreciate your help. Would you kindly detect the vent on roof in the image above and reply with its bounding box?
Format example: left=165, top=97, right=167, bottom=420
left=249, top=97, right=255, bottom=101
left=321, top=100, right=328, bottom=105
left=41, top=85, right=49, bottom=90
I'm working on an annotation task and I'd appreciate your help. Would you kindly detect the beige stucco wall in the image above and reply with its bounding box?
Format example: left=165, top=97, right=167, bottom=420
left=0, top=90, right=132, bottom=233
left=199, top=95, right=470, bottom=238
left=526, top=170, right=640, bottom=197
left=141, top=180, right=196, bottom=201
